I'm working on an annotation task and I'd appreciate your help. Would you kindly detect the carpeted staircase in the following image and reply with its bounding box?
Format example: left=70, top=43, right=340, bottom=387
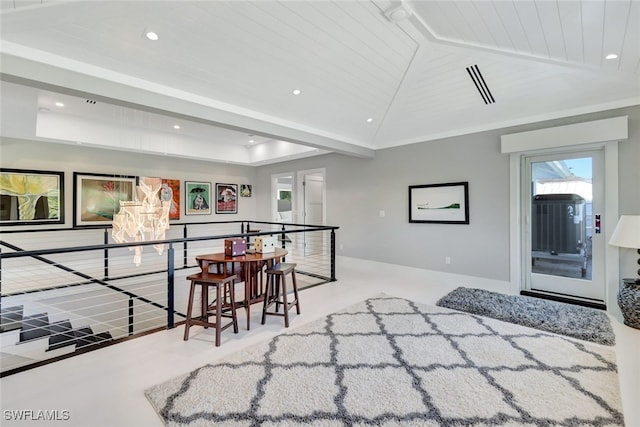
left=1, top=304, right=113, bottom=359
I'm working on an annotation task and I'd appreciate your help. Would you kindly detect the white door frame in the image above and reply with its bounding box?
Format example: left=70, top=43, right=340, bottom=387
left=271, top=172, right=294, bottom=222
left=296, top=168, right=326, bottom=226
left=508, top=142, right=619, bottom=312
left=522, top=149, right=604, bottom=301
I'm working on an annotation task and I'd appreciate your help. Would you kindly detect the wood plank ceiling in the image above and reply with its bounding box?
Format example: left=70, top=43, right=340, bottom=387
left=1, top=0, right=638, bottom=165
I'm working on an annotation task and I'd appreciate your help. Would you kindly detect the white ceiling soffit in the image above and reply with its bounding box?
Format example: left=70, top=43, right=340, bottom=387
left=0, top=0, right=639, bottom=166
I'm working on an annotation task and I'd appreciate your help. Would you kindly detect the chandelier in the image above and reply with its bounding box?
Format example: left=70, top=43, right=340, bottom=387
left=112, top=177, right=170, bottom=266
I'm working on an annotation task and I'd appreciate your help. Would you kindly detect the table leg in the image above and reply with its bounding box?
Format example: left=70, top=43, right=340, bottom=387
left=244, top=262, right=251, bottom=330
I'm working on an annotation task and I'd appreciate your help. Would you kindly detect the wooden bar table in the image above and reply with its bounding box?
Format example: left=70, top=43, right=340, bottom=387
left=196, top=247, right=287, bottom=330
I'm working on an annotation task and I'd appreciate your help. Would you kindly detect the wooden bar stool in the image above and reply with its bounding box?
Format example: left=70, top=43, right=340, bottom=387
left=261, top=263, right=300, bottom=328
left=183, top=272, right=238, bottom=346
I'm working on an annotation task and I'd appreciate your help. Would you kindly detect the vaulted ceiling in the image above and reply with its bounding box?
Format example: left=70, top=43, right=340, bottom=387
left=1, top=0, right=639, bottom=166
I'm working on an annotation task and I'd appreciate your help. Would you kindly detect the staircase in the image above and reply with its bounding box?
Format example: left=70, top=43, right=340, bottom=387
left=1, top=305, right=113, bottom=374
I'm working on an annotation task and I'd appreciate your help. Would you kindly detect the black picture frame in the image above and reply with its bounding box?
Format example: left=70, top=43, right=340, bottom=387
left=215, top=183, right=238, bottom=214
left=73, top=172, right=136, bottom=227
left=409, top=182, right=469, bottom=224
left=0, top=168, right=65, bottom=226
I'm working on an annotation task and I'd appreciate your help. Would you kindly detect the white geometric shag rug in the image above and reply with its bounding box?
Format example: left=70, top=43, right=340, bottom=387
left=145, top=295, right=624, bottom=426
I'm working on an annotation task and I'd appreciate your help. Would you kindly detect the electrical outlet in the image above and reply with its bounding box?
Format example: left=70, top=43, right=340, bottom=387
left=445, top=256, right=451, bottom=265
left=339, top=244, right=344, bottom=250
left=379, top=210, right=385, bottom=217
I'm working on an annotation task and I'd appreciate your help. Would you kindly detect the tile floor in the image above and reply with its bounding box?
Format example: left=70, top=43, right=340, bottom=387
left=1, top=256, right=638, bottom=427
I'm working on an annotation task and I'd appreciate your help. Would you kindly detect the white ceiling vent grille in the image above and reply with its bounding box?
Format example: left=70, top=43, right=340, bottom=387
left=466, top=65, right=495, bottom=105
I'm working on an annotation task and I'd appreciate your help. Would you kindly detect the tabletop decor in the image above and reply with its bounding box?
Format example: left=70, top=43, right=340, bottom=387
left=0, top=168, right=64, bottom=225
left=409, top=181, right=469, bottom=224
left=146, top=295, right=622, bottom=426
left=224, top=238, right=246, bottom=257
left=609, top=214, right=640, bottom=329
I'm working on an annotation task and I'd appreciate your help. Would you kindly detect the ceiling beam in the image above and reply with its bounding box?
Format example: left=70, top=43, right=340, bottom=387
left=0, top=50, right=375, bottom=159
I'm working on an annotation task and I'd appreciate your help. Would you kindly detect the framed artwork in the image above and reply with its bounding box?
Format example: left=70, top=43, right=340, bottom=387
left=215, top=183, right=238, bottom=214
left=240, top=184, right=252, bottom=197
left=74, top=173, right=136, bottom=227
left=409, top=182, right=469, bottom=224
left=278, top=189, right=292, bottom=201
left=185, top=181, right=211, bottom=215
left=0, top=168, right=65, bottom=226
left=161, top=178, right=181, bottom=220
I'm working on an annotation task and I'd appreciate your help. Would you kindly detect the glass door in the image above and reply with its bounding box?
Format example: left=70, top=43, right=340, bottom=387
left=523, top=150, right=605, bottom=301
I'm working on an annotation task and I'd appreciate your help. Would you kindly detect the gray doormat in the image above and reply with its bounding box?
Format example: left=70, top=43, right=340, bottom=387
left=436, top=287, right=615, bottom=346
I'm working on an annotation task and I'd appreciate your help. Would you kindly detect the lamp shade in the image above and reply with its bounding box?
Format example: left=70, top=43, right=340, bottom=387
left=608, top=215, right=640, bottom=248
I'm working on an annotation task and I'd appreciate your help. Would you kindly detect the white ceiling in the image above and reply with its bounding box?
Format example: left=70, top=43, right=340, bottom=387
left=1, top=0, right=639, bottom=166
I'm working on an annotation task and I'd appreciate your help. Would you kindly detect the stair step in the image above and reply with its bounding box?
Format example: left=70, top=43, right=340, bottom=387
left=19, top=313, right=50, bottom=343
left=73, top=327, right=110, bottom=349
left=47, top=320, right=75, bottom=352
left=73, top=327, right=113, bottom=350
left=94, top=331, right=113, bottom=343
left=0, top=305, right=23, bottom=333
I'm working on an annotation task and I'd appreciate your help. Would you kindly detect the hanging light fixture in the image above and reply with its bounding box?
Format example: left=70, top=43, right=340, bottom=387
left=112, top=177, right=170, bottom=266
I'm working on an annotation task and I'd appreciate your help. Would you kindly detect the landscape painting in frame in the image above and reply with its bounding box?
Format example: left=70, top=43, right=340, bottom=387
left=409, top=182, right=469, bottom=224
left=185, top=181, right=211, bottom=215
left=74, top=173, right=136, bottom=226
left=216, top=183, right=237, bottom=214
left=0, top=168, right=64, bottom=225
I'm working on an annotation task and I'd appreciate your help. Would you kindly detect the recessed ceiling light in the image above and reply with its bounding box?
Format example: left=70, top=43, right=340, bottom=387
left=173, top=125, right=180, bottom=129
left=605, top=53, right=618, bottom=60
left=146, top=31, right=159, bottom=41
left=55, top=102, right=64, bottom=107
left=366, top=117, right=373, bottom=123
left=249, top=139, right=255, bottom=144
left=292, top=89, right=301, bottom=95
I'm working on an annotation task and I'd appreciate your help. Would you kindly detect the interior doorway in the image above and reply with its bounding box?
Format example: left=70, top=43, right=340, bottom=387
left=297, top=169, right=326, bottom=256
left=272, top=173, right=293, bottom=223
left=299, top=170, right=325, bottom=227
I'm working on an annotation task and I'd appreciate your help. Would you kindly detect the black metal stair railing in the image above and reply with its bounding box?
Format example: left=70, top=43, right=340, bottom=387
left=0, top=220, right=338, bottom=377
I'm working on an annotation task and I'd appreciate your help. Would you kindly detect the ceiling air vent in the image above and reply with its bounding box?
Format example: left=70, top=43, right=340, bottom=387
left=86, top=99, right=97, bottom=105
left=466, top=64, right=495, bottom=104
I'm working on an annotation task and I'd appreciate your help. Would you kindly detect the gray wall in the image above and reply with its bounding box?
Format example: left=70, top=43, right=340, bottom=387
left=2, top=106, right=639, bottom=281
left=0, top=138, right=258, bottom=229
left=255, top=105, right=640, bottom=282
